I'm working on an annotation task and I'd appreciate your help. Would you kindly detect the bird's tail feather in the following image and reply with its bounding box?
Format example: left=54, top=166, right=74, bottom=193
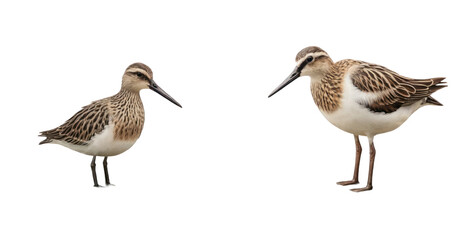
left=38, top=130, right=53, bottom=145
left=425, top=77, right=447, bottom=106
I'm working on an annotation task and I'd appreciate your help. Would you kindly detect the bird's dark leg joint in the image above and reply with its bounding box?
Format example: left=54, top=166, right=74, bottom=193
left=91, top=156, right=99, bottom=187
left=355, top=141, right=362, bottom=154
left=369, top=143, right=376, bottom=158
left=367, top=142, right=376, bottom=188
left=352, top=135, right=362, bottom=181
left=103, top=156, right=111, bottom=185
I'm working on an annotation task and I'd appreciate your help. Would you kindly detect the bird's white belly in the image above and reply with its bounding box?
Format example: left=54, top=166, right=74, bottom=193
left=321, top=101, right=419, bottom=137
left=54, top=124, right=137, bottom=157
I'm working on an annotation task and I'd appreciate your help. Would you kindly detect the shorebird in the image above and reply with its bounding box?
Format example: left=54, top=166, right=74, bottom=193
left=268, top=46, right=446, bottom=192
left=39, top=63, right=181, bottom=187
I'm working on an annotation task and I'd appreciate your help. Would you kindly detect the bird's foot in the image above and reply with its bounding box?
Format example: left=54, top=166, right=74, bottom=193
left=106, top=183, right=115, bottom=187
left=337, top=179, right=359, bottom=186
left=93, top=184, right=104, bottom=188
left=350, top=185, right=373, bottom=192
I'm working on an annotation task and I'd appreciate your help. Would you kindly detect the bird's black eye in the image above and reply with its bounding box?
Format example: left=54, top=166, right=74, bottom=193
left=306, top=56, right=314, bottom=63
left=135, top=72, right=144, bottom=78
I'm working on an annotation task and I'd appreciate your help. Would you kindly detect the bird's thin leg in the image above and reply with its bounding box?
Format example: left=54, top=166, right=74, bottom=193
left=103, top=156, right=112, bottom=186
left=351, top=137, right=375, bottom=192
left=91, top=156, right=100, bottom=187
left=337, top=135, right=362, bottom=186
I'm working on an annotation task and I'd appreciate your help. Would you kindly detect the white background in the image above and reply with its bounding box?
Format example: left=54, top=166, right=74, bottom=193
left=1, top=1, right=474, bottom=239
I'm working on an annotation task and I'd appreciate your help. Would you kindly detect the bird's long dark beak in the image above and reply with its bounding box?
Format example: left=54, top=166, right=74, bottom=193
left=268, top=66, right=302, bottom=98
left=149, top=80, right=182, bottom=108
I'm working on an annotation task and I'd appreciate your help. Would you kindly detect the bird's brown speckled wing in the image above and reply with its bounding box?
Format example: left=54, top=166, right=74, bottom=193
left=351, top=62, right=446, bottom=113
left=39, top=100, right=110, bottom=145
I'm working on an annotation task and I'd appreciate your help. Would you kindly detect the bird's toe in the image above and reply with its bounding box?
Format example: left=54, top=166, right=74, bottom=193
left=337, top=180, right=359, bottom=186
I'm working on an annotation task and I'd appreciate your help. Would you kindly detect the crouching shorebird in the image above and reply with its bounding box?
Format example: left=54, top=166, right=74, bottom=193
left=268, top=46, right=446, bottom=192
left=39, top=63, right=181, bottom=187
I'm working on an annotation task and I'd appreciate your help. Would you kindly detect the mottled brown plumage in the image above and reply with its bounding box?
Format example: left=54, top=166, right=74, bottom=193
left=310, top=60, right=355, bottom=112
left=39, top=90, right=145, bottom=145
left=110, top=90, right=145, bottom=141
left=39, top=99, right=110, bottom=145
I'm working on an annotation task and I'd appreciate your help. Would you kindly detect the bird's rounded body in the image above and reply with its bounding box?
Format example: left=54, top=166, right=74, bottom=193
left=51, top=123, right=138, bottom=157
left=40, top=89, right=145, bottom=156
left=314, top=61, right=424, bottom=137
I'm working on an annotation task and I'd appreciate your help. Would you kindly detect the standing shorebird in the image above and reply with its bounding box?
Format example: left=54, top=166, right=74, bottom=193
left=39, top=63, right=181, bottom=187
left=268, top=46, right=446, bottom=192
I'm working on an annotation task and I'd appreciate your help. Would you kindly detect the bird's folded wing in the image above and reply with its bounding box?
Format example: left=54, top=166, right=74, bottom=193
left=39, top=100, right=110, bottom=145
left=351, top=62, right=445, bottom=113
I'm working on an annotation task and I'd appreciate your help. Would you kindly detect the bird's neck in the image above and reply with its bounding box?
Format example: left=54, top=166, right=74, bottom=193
left=308, top=58, right=335, bottom=84
left=112, top=88, right=144, bottom=111
left=115, top=88, right=142, bottom=99
left=309, top=72, right=328, bottom=85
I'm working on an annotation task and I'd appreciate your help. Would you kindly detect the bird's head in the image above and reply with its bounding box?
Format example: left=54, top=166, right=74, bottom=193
left=268, top=46, right=333, bottom=97
left=122, top=63, right=182, bottom=108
